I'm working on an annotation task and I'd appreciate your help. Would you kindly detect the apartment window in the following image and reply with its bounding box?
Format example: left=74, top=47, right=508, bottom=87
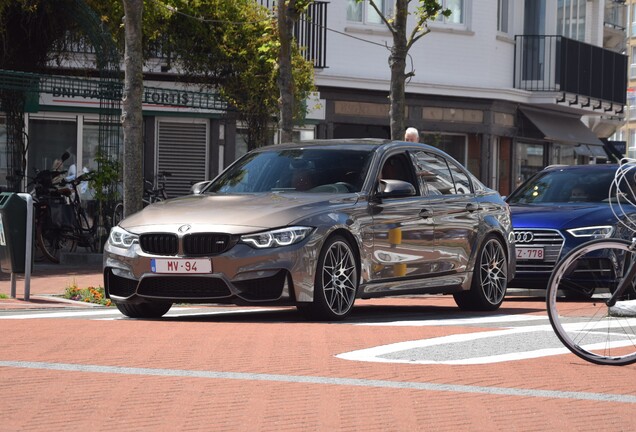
left=630, top=129, right=636, bottom=155
left=347, top=0, right=387, bottom=25
left=631, top=46, right=636, bottom=79
left=556, top=0, right=587, bottom=42
left=497, top=0, right=509, bottom=33
left=436, top=0, right=465, bottom=25
left=632, top=3, right=636, bottom=38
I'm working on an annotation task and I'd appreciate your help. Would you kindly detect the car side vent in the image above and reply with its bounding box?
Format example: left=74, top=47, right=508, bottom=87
left=139, top=233, right=179, bottom=255
left=183, top=233, right=232, bottom=256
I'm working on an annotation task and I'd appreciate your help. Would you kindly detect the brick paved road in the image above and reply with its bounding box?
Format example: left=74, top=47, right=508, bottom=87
left=1, top=295, right=635, bottom=431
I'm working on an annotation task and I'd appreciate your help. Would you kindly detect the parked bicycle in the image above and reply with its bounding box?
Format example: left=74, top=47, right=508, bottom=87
left=27, top=154, right=98, bottom=263
left=111, top=171, right=171, bottom=226
left=546, top=158, right=636, bottom=366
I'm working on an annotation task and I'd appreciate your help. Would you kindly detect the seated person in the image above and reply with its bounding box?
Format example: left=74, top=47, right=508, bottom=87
left=569, top=186, right=588, bottom=202
left=381, top=157, right=402, bottom=180
left=292, top=169, right=316, bottom=191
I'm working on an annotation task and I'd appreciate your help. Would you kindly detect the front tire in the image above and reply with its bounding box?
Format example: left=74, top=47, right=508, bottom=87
left=454, top=235, right=508, bottom=311
left=546, top=238, right=636, bottom=365
left=115, top=301, right=172, bottom=318
left=298, top=235, right=358, bottom=321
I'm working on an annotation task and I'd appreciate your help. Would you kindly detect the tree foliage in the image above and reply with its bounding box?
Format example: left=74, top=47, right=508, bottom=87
left=163, top=0, right=315, bottom=150
left=357, top=0, right=449, bottom=139
left=0, top=0, right=316, bottom=197
left=0, top=0, right=81, bottom=190
left=88, top=0, right=315, bottom=151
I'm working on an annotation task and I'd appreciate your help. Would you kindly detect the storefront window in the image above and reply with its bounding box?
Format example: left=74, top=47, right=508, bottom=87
left=82, top=121, right=123, bottom=172
left=551, top=142, right=576, bottom=166
left=27, top=118, right=77, bottom=178
left=516, top=142, right=545, bottom=186
left=82, top=122, right=100, bottom=172
left=421, top=133, right=467, bottom=165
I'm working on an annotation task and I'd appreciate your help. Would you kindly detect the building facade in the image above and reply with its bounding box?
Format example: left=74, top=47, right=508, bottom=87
left=311, top=0, right=627, bottom=195
left=0, top=0, right=628, bottom=198
left=616, top=0, right=636, bottom=155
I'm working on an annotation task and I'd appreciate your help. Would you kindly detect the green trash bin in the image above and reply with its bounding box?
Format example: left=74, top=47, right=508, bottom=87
left=0, top=192, right=29, bottom=274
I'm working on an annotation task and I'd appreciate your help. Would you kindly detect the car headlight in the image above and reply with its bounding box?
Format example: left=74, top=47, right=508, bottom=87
left=240, top=226, right=313, bottom=249
left=109, top=226, right=139, bottom=248
left=566, top=225, right=614, bottom=239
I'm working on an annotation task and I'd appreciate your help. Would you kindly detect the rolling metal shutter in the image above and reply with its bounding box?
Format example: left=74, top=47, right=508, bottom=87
left=157, top=120, right=208, bottom=198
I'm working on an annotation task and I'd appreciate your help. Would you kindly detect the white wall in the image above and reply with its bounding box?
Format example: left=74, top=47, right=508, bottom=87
left=314, top=0, right=609, bottom=103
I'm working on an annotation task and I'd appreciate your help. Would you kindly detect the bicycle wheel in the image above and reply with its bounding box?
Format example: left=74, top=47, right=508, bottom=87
left=72, top=207, right=97, bottom=252
left=35, top=221, right=64, bottom=264
left=546, top=238, right=636, bottom=365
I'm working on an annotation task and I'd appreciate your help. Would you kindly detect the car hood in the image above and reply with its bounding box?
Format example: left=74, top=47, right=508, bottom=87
left=119, top=192, right=358, bottom=234
left=509, top=203, right=617, bottom=229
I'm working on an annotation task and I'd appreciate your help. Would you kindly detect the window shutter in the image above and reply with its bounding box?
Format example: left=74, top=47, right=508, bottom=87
left=157, top=120, right=208, bottom=198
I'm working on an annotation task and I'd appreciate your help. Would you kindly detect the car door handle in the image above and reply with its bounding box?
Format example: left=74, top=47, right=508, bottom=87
left=419, top=209, right=433, bottom=218
left=466, top=203, right=480, bottom=212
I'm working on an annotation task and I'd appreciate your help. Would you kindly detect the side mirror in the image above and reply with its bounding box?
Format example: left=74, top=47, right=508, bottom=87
left=376, top=179, right=416, bottom=198
left=190, top=180, right=211, bottom=195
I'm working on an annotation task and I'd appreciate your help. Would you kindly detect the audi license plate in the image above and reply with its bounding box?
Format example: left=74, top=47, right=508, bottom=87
left=151, top=258, right=212, bottom=274
left=516, top=247, right=544, bottom=260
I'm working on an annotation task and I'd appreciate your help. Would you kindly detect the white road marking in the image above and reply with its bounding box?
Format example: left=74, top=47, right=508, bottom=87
left=1, top=359, right=635, bottom=403
left=336, top=325, right=578, bottom=364
left=354, top=314, right=547, bottom=326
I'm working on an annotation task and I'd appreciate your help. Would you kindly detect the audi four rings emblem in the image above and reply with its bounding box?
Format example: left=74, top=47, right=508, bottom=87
left=513, top=231, right=534, bottom=243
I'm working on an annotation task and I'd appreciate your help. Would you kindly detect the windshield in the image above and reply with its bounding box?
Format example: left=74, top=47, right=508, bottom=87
left=507, top=168, right=616, bottom=204
left=206, top=148, right=374, bottom=194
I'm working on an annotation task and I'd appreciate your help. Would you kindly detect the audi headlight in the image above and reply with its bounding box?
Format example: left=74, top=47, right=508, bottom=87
left=109, top=226, right=139, bottom=248
left=240, top=227, right=313, bottom=249
left=566, top=225, right=614, bottom=239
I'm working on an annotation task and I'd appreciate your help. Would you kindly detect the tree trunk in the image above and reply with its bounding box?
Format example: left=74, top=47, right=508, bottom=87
left=389, top=47, right=407, bottom=140
left=277, top=1, right=297, bottom=144
left=122, top=0, right=144, bottom=217
left=388, top=0, right=409, bottom=140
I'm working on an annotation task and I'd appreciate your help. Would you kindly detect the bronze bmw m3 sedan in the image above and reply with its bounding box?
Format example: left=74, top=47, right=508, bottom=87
left=104, top=139, right=515, bottom=320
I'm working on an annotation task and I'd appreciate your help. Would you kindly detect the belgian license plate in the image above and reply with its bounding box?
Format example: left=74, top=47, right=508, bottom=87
left=516, top=247, right=544, bottom=260
left=151, top=258, right=212, bottom=274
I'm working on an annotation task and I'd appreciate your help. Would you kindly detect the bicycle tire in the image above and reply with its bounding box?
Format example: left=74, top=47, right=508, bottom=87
left=546, top=238, right=636, bottom=365
left=72, top=207, right=97, bottom=252
left=35, top=220, right=62, bottom=264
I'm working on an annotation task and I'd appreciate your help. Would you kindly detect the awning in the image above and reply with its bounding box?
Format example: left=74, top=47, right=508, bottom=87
left=573, top=144, right=608, bottom=158
left=520, top=107, right=604, bottom=147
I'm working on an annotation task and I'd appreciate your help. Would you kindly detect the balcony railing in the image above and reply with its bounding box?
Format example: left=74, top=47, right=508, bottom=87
left=258, top=1, right=328, bottom=69
left=514, top=35, right=627, bottom=110
left=605, top=1, right=627, bottom=31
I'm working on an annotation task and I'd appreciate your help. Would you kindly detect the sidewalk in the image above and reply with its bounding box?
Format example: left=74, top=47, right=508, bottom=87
left=0, top=258, right=103, bottom=310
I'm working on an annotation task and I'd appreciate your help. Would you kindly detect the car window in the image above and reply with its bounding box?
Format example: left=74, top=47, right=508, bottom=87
left=208, top=148, right=373, bottom=194
left=380, top=154, right=416, bottom=183
left=507, top=169, right=616, bottom=204
left=411, top=151, right=471, bottom=196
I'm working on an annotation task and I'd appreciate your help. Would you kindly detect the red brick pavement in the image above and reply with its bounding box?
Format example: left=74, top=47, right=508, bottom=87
left=1, top=294, right=635, bottom=431
left=2, top=264, right=636, bottom=430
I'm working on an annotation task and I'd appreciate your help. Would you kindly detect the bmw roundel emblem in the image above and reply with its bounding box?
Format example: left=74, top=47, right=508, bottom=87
left=178, top=224, right=192, bottom=233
